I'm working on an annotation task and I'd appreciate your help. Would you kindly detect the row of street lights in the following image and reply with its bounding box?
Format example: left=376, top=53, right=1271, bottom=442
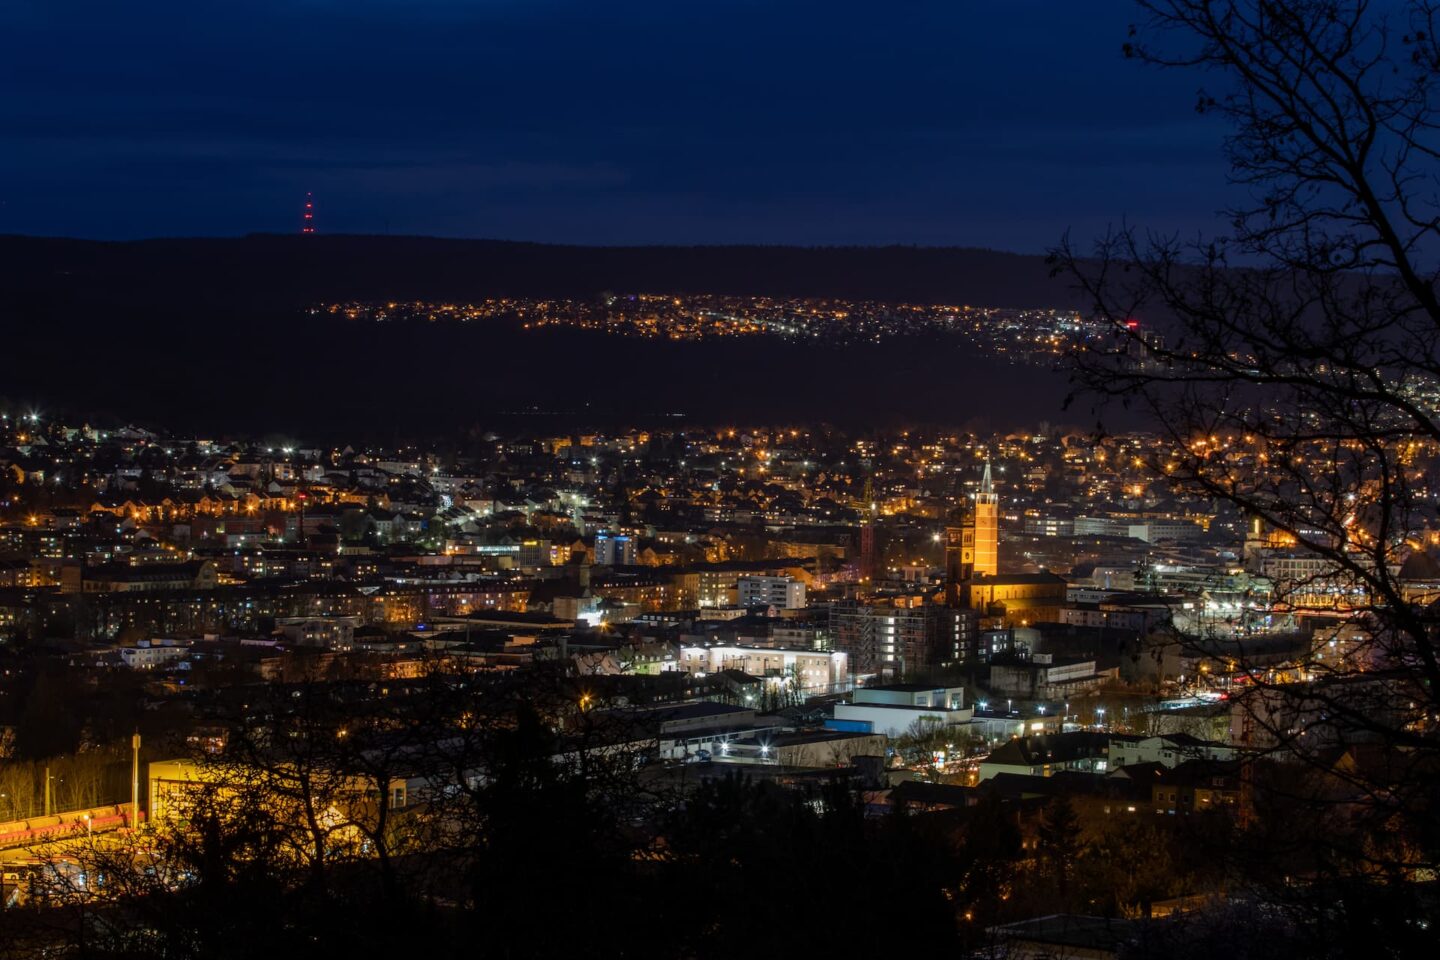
left=973, top=699, right=1111, bottom=729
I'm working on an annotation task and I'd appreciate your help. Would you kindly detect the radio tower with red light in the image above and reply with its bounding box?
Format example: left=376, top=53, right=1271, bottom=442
left=301, top=192, right=316, bottom=234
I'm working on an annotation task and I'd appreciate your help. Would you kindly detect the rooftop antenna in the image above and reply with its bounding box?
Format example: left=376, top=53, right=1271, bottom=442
left=301, top=192, right=316, bottom=234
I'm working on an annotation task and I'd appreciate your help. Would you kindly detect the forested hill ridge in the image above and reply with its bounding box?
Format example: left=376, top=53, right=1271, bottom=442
left=0, top=234, right=1078, bottom=310
left=0, top=235, right=1088, bottom=437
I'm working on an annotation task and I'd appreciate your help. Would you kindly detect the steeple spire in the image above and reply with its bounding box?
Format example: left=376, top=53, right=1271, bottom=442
left=967, top=459, right=1000, bottom=577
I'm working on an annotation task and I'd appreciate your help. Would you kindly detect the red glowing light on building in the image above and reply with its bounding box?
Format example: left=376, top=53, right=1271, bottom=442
left=1125, top=318, right=1140, bottom=329
left=302, top=192, right=316, bottom=234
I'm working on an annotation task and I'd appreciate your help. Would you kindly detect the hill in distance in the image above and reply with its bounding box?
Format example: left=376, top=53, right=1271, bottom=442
left=0, top=234, right=1082, bottom=310
left=0, top=235, right=1094, bottom=439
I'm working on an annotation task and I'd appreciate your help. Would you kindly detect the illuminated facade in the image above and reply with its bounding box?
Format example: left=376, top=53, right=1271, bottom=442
left=963, top=572, right=1067, bottom=627
left=828, top=600, right=977, bottom=676
left=963, top=461, right=999, bottom=578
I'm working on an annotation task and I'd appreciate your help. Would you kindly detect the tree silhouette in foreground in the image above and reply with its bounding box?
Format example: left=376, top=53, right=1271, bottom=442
left=1054, top=2, right=1440, bottom=954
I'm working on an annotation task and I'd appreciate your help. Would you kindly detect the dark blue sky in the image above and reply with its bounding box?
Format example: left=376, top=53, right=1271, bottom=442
left=1, top=1, right=1233, bottom=249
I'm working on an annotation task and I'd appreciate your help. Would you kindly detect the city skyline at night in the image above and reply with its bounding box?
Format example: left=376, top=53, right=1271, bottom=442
left=3, top=2, right=1439, bottom=958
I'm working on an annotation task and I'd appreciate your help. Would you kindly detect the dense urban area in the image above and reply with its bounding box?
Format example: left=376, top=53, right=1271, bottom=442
left=7, top=0, right=1439, bottom=954
left=0, top=391, right=1433, bottom=956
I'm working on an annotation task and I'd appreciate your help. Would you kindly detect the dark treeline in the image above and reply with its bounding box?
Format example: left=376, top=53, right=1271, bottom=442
left=4, top=670, right=1421, bottom=960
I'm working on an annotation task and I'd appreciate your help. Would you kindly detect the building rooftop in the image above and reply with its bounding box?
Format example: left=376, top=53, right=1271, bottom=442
left=971, top=571, right=1067, bottom=585
left=984, top=731, right=1110, bottom=766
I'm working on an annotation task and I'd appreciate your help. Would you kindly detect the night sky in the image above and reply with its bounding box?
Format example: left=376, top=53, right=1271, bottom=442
left=2, top=1, right=1232, bottom=249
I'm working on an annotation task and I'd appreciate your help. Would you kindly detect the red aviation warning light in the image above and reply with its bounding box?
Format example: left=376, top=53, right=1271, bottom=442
left=302, top=192, right=316, bottom=234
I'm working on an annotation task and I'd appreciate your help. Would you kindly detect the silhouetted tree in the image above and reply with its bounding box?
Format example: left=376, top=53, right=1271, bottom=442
left=1054, top=2, right=1440, bottom=944
left=1037, top=796, right=1083, bottom=900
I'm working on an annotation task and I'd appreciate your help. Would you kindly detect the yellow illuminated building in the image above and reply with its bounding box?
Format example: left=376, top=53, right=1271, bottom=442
left=964, top=461, right=999, bottom=577
left=964, top=572, right=1067, bottom=626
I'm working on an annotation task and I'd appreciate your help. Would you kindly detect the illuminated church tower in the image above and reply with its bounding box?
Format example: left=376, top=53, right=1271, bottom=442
left=966, top=461, right=999, bottom=577
left=945, top=460, right=1000, bottom=604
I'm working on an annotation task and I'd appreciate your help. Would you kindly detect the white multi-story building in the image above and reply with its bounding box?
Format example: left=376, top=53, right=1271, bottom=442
left=832, top=684, right=973, bottom=738
left=670, top=643, right=848, bottom=693
left=1108, top=734, right=1235, bottom=769
left=737, top=575, right=806, bottom=609
left=117, top=639, right=190, bottom=670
